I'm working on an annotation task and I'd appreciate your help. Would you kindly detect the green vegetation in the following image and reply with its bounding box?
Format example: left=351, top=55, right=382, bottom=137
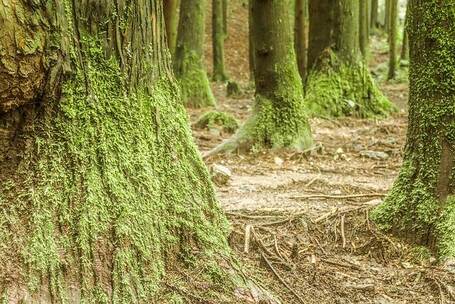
left=195, top=111, right=239, bottom=133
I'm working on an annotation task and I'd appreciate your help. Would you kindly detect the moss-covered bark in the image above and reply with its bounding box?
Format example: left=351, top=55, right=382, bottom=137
left=174, top=0, right=215, bottom=107
left=306, top=0, right=395, bottom=118
left=212, top=0, right=228, bottom=81
left=372, top=0, right=455, bottom=259
left=164, top=0, right=180, bottom=55
left=0, top=1, right=248, bottom=302
left=206, top=0, right=312, bottom=156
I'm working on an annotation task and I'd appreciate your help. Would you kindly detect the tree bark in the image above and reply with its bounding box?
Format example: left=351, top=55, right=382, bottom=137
left=163, top=0, right=180, bottom=55
left=373, top=0, right=455, bottom=258
left=174, top=0, right=215, bottom=107
left=248, top=0, right=255, bottom=81
left=370, top=0, right=378, bottom=30
left=387, top=0, right=398, bottom=79
left=212, top=0, right=228, bottom=81
left=401, top=4, right=409, bottom=62
left=295, top=0, right=309, bottom=81
left=306, top=0, right=394, bottom=118
left=206, top=0, right=312, bottom=156
left=0, top=0, right=243, bottom=301
left=359, top=0, right=369, bottom=57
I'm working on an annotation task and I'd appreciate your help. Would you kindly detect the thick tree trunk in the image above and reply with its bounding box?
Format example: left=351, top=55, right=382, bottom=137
left=306, top=0, right=394, bottom=118
left=373, top=0, right=455, bottom=259
left=387, top=0, right=398, bottom=79
left=163, top=0, right=180, bottom=55
left=295, top=0, right=309, bottom=81
left=212, top=0, right=228, bottom=81
left=206, top=0, right=312, bottom=156
left=174, top=0, right=215, bottom=107
left=0, top=1, right=246, bottom=302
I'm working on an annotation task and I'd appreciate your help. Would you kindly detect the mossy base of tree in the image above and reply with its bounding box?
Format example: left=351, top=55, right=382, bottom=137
left=305, top=53, right=396, bottom=118
left=371, top=159, right=455, bottom=259
left=175, top=54, right=215, bottom=108
left=205, top=94, right=313, bottom=157
left=0, top=43, right=247, bottom=303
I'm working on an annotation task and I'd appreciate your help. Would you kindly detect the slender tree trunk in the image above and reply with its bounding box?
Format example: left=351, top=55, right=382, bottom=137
left=295, top=0, right=309, bottom=81
left=371, top=0, right=379, bottom=30
left=212, top=0, right=228, bottom=81
left=387, top=0, right=398, bottom=79
left=385, top=0, right=390, bottom=32
left=0, top=0, right=245, bottom=301
left=401, top=6, right=409, bottom=61
left=206, top=0, right=312, bottom=156
left=164, top=0, right=180, bottom=55
left=174, top=0, right=215, bottom=107
left=306, top=0, right=394, bottom=118
left=248, top=0, right=255, bottom=81
left=359, top=0, right=369, bottom=57
left=373, top=0, right=455, bottom=259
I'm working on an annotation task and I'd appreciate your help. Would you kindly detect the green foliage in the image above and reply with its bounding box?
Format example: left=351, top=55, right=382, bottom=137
left=195, top=111, right=239, bottom=133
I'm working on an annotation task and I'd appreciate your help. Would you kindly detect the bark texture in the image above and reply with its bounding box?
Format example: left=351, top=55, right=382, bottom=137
left=0, top=1, right=245, bottom=302
left=174, top=0, right=215, bottom=107
left=306, top=0, right=394, bottom=118
left=372, top=0, right=455, bottom=258
left=295, top=0, right=309, bottom=81
left=359, top=0, right=369, bottom=57
left=163, top=0, right=180, bottom=55
left=206, top=0, right=312, bottom=155
left=212, top=0, right=228, bottom=81
left=388, top=0, right=398, bottom=79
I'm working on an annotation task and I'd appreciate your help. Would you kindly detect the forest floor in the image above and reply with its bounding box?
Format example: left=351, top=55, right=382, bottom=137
left=185, top=1, right=455, bottom=303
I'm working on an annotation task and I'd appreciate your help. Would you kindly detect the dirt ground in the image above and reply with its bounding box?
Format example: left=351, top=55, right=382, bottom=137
left=186, top=2, right=455, bottom=303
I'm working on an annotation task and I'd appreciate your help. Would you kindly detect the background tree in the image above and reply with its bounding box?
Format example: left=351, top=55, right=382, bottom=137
left=372, top=0, right=455, bottom=259
left=305, top=0, right=394, bottom=118
left=401, top=5, right=409, bottom=62
left=212, top=0, right=228, bottom=81
left=164, top=0, right=180, bottom=55
left=206, top=0, right=312, bottom=156
left=295, top=0, right=309, bottom=81
left=0, top=0, right=247, bottom=301
left=387, top=0, right=398, bottom=79
left=174, top=0, right=215, bottom=107
left=370, top=0, right=379, bottom=30
left=359, top=0, right=370, bottom=57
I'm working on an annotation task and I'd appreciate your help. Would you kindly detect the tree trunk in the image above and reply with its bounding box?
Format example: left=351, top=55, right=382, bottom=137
left=0, top=1, right=244, bottom=301
left=373, top=0, right=455, bottom=259
left=295, top=0, right=309, bottom=81
left=387, top=0, right=398, bottom=79
left=306, top=0, right=394, bottom=118
left=385, top=0, right=390, bottom=32
left=212, top=0, right=228, bottom=81
left=174, top=0, right=215, bottom=107
left=401, top=5, right=409, bottom=62
left=248, top=0, right=255, bottom=81
left=370, top=0, right=378, bottom=30
left=164, top=0, right=180, bottom=55
left=359, top=0, right=369, bottom=57
left=206, top=0, right=312, bottom=156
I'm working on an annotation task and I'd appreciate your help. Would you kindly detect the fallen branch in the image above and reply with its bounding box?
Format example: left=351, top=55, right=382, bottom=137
left=289, top=193, right=386, bottom=200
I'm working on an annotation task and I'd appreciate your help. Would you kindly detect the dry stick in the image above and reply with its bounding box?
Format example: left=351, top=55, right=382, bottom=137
left=289, top=193, right=386, bottom=200
left=244, top=224, right=253, bottom=254
left=341, top=215, right=347, bottom=249
left=260, top=252, right=306, bottom=304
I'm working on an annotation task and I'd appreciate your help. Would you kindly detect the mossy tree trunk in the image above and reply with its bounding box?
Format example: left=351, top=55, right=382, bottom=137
left=387, top=0, right=398, bottom=80
left=212, top=0, right=228, bottom=81
left=174, top=0, right=215, bottom=107
left=306, top=0, right=394, bottom=118
left=360, top=0, right=370, bottom=57
left=164, top=0, right=180, bottom=55
left=372, top=0, right=455, bottom=259
left=206, top=0, right=312, bottom=156
left=0, top=0, right=245, bottom=302
left=295, top=0, right=309, bottom=81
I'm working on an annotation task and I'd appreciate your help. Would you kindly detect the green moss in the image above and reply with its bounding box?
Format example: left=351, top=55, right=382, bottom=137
left=195, top=111, right=239, bottom=133
left=305, top=51, right=396, bottom=118
left=0, top=32, right=237, bottom=303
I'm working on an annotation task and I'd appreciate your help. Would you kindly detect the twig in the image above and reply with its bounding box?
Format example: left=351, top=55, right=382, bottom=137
left=244, top=225, right=253, bottom=254
left=260, top=252, right=306, bottom=304
left=341, top=215, right=347, bottom=248
left=289, top=193, right=386, bottom=200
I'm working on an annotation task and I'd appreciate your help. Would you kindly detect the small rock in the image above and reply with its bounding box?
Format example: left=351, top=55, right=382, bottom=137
left=274, top=157, right=284, bottom=167
left=360, top=150, right=389, bottom=160
left=211, top=164, right=232, bottom=186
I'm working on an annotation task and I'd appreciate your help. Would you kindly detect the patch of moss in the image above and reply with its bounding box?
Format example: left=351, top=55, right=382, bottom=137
left=195, top=111, right=239, bottom=133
